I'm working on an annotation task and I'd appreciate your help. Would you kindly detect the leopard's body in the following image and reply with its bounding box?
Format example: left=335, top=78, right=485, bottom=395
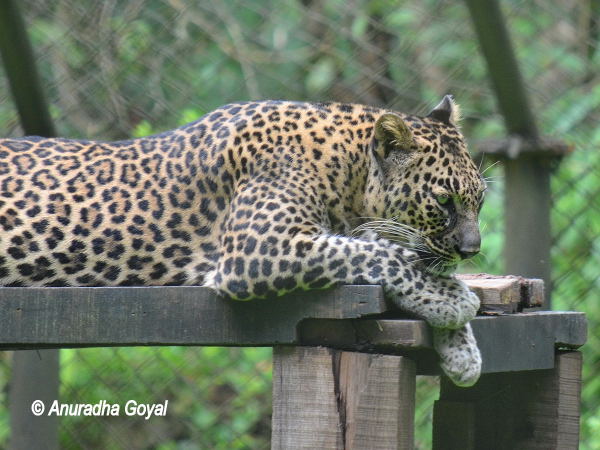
left=0, top=97, right=485, bottom=385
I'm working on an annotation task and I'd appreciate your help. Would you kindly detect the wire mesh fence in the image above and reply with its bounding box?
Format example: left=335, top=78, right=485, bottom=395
left=0, top=0, right=598, bottom=448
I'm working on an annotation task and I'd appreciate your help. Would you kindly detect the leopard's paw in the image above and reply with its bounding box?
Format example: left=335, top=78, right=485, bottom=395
left=433, top=324, right=481, bottom=387
left=392, top=280, right=479, bottom=329
left=426, top=278, right=480, bottom=329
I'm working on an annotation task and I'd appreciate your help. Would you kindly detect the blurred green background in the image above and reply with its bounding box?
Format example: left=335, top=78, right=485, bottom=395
left=0, top=1, right=598, bottom=448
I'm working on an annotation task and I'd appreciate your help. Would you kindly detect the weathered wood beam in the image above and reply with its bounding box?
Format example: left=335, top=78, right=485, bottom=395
left=0, top=275, right=543, bottom=350
left=459, top=274, right=545, bottom=313
left=433, top=351, right=583, bottom=449
left=271, top=347, right=415, bottom=450
left=464, top=0, right=538, bottom=138
left=0, top=284, right=586, bottom=376
left=298, top=311, right=586, bottom=375
left=0, top=278, right=549, bottom=349
left=0, top=285, right=385, bottom=348
left=0, top=0, right=56, bottom=137
left=0, top=4, right=59, bottom=449
left=9, top=350, right=59, bottom=450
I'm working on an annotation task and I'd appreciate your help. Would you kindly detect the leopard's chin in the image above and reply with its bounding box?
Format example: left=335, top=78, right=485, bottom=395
left=428, top=263, right=458, bottom=278
left=414, top=250, right=458, bottom=278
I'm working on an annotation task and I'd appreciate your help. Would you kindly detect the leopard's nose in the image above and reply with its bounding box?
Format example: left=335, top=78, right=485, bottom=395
left=456, top=235, right=481, bottom=260
left=457, top=223, right=481, bottom=259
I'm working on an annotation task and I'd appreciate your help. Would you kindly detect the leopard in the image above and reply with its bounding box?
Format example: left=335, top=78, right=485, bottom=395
left=0, top=95, right=485, bottom=386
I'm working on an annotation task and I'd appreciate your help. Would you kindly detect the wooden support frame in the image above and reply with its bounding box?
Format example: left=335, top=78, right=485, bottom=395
left=464, top=0, right=564, bottom=307
left=0, top=281, right=587, bottom=449
left=9, top=350, right=59, bottom=450
left=0, top=286, right=586, bottom=371
left=433, top=351, right=583, bottom=450
left=0, top=3, right=59, bottom=449
left=0, top=0, right=55, bottom=137
left=271, top=347, right=416, bottom=450
left=298, top=311, right=586, bottom=375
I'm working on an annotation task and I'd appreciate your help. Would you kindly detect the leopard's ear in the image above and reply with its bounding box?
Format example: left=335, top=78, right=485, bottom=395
left=427, top=94, right=461, bottom=126
left=373, top=113, right=414, bottom=158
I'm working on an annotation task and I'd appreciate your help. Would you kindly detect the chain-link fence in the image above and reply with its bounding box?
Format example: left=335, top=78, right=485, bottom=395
left=0, top=0, right=598, bottom=448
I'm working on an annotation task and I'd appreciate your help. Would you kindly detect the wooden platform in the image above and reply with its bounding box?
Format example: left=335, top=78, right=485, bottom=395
left=0, top=283, right=586, bottom=375
left=0, top=280, right=587, bottom=449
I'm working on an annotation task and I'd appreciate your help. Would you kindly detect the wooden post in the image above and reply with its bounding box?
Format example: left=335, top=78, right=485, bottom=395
left=464, top=0, right=558, bottom=306
left=505, top=159, right=554, bottom=308
left=504, top=157, right=552, bottom=305
left=9, top=350, right=59, bottom=450
left=271, top=347, right=416, bottom=450
left=0, top=0, right=56, bottom=136
left=0, top=4, right=61, bottom=449
left=432, top=351, right=582, bottom=450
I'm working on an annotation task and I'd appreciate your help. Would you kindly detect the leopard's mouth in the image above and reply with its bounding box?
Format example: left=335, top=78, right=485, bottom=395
left=415, top=249, right=458, bottom=277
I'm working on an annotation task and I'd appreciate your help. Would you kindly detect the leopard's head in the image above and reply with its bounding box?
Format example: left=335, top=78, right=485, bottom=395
left=361, top=96, right=486, bottom=275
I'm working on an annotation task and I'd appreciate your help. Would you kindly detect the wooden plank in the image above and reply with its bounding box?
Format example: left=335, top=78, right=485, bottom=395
left=458, top=274, right=545, bottom=313
left=271, top=346, right=343, bottom=450
left=298, top=312, right=586, bottom=374
left=472, top=312, right=586, bottom=373
left=433, top=351, right=582, bottom=449
left=0, top=285, right=385, bottom=349
left=0, top=278, right=550, bottom=349
left=462, top=276, right=521, bottom=313
left=520, top=278, right=545, bottom=308
left=0, top=287, right=586, bottom=375
left=298, top=319, right=432, bottom=350
left=504, top=158, right=553, bottom=307
left=556, top=352, right=583, bottom=448
left=339, top=353, right=415, bottom=449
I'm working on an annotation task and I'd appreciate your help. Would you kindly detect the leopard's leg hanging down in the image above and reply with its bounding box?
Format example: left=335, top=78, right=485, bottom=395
left=204, top=179, right=482, bottom=386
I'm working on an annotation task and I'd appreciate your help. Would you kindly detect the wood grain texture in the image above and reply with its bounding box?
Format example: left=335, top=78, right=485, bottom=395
left=458, top=274, right=545, bottom=313
left=271, top=346, right=343, bottom=450
left=339, top=353, right=415, bottom=449
left=271, top=347, right=416, bottom=450
left=10, top=350, right=59, bottom=450
left=432, top=401, right=475, bottom=450
left=527, top=351, right=582, bottom=449
left=0, top=279, right=586, bottom=378
left=434, top=351, right=583, bottom=450
left=299, top=312, right=586, bottom=374
left=0, top=285, right=385, bottom=348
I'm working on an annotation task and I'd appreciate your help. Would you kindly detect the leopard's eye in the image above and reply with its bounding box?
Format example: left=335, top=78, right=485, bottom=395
left=436, top=194, right=452, bottom=206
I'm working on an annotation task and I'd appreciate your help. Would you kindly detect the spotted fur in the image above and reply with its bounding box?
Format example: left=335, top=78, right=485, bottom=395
left=0, top=96, right=485, bottom=385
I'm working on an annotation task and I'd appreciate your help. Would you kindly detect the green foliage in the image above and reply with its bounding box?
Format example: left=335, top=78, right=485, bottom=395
left=59, top=347, right=272, bottom=449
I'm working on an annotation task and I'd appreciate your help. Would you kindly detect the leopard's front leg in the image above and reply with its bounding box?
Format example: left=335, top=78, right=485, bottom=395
left=205, top=180, right=481, bottom=384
